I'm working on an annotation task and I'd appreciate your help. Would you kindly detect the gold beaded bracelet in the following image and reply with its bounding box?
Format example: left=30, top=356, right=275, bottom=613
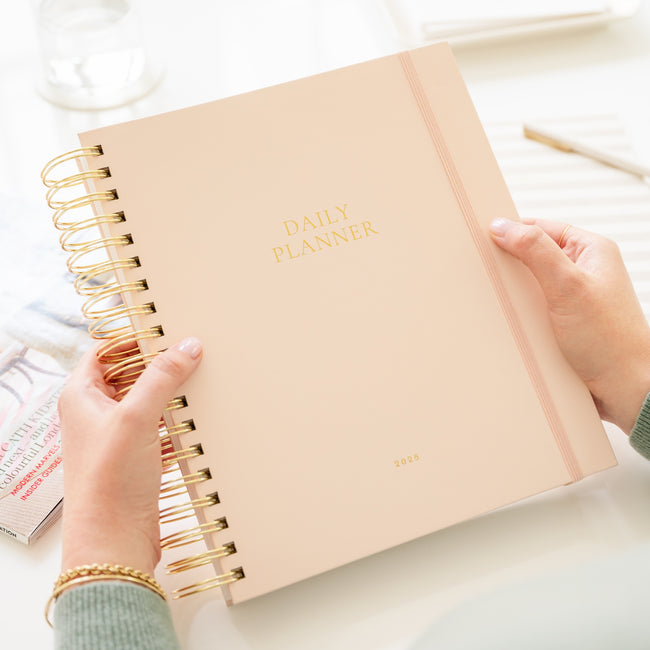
left=45, top=564, right=166, bottom=627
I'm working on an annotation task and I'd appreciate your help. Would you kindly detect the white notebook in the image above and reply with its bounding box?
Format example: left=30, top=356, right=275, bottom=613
left=386, top=1, right=640, bottom=47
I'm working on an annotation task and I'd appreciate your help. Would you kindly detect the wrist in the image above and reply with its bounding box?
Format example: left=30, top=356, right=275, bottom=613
left=45, top=563, right=167, bottom=628
left=620, top=353, right=650, bottom=434
left=596, top=361, right=650, bottom=435
left=62, top=507, right=161, bottom=576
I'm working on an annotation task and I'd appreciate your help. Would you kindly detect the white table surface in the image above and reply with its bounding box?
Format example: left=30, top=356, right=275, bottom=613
left=2, top=2, right=650, bottom=648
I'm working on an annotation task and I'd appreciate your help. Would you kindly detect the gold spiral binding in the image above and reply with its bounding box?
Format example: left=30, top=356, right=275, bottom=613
left=103, top=350, right=157, bottom=386
left=41, top=146, right=104, bottom=187
left=97, top=326, right=164, bottom=364
left=161, top=462, right=181, bottom=476
left=160, top=469, right=211, bottom=499
left=74, top=257, right=141, bottom=296
left=109, top=384, right=135, bottom=403
left=161, top=443, right=203, bottom=466
left=172, top=569, right=244, bottom=600
left=81, top=280, right=148, bottom=320
left=67, top=233, right=132, bottom=275
left=46, top=165, right=109, bottom=190
left=159, top=440, right=177, bottom=472
left=160, top=518, right=228, bottom=550
left=46, top=167, right=111, bottom=208
left=166, top=543, right=236, bottom=574
left=59, top=211, right=125, bottom=252
left=52, top=190, right=117, bottom=230
left=42, top=146, right=245, bottom=601
left=159, top=493, right=219, bottom=525
left=89, top=302, right=156, bottom=339
left=159, top=419, right=195, bottom=438
left=165, top=396, right=187, bottom=411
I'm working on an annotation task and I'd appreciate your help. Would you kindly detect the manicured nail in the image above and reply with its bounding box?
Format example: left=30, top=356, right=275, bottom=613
left=176, top=337, right=203, bottom=359
left=489, top=218, right=511, bottom=237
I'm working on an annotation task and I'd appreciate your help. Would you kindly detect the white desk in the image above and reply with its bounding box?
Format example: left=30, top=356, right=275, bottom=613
left=2, top=2, right=650, bottom=648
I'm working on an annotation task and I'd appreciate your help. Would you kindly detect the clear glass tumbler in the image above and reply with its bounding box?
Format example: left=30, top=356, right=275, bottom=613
left=34, top=0, right=160, bottom=110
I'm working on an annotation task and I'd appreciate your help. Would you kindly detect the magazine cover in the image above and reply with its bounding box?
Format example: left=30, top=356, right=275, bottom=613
left=0, top=194, right=90, bottom=543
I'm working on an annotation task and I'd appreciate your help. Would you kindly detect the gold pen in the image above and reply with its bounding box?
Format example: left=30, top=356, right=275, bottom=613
left=523, top=123, right=650, bottom=179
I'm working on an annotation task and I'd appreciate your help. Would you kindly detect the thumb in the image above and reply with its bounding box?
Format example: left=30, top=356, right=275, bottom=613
left=121, top=337, right=203, bottom=423
left=489, top=218, right=579, bottom=303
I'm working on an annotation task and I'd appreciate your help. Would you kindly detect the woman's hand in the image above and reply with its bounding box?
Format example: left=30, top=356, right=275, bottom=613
left=58, top=337, right=203, bottom=576
left=490, top=218, right=650, bottom=434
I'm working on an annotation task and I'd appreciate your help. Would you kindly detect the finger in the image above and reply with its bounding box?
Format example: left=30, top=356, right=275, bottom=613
left=59, top=344, right=117, bottom=419
left=67, top=343, right=116, bottom=398
left=120, top=337, right=203, bottom=424
left=489, top=218, right=580, bottom=299
left=520, top=218, right=598, bottom=249
left=520, top=217, right=572, bottom=244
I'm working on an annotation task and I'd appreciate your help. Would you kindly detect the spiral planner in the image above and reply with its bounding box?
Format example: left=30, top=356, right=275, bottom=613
left=41, top=43, right=617, bottom=605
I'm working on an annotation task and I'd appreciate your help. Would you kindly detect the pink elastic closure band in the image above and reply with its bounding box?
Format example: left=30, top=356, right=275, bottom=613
left=398, top=51, right=582, bottom=483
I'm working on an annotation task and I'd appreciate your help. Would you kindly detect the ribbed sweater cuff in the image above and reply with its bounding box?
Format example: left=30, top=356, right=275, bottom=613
left=53, top=581, right=181, bottom=650
left=630, top=392, right=650, bottom=461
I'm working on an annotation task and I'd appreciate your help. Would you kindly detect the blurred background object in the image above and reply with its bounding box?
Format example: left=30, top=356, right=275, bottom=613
left=33, top=0, right=160, bottom=109
left=385, top=0, right=641, bottom=47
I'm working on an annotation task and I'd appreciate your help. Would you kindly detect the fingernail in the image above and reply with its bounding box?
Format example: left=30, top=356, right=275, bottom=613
left=489, top=218, right=511, bottom=237
left=175, top=337, right=203, bottom=359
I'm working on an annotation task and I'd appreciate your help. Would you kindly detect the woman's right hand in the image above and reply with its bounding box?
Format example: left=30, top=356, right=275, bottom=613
left=489, top=217, right=650, bottom=434
left=58, top=337, right=203, bottom=576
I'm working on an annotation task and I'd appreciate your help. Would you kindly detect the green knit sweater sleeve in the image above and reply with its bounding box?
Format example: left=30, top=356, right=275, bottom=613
left=54, top=582, right=181, bottom=650
left=630, top=392, right=650, bottom=460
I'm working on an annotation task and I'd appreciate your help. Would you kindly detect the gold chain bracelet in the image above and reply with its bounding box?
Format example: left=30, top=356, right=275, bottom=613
left=45, top=564, right=166, bottom=627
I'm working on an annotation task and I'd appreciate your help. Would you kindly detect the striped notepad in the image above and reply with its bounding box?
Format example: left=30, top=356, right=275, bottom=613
left=486, top=115, right=650, bottom=316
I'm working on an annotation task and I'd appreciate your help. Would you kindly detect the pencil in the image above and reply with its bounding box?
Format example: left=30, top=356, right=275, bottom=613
left=523, top=123, right=650, bottom=179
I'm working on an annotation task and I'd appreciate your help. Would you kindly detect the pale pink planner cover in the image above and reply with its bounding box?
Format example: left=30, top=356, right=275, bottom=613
left=78, top=43, right=616, bottom=604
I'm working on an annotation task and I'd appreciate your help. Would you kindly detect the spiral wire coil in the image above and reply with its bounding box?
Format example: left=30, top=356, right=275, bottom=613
left=42, top=147, right=244, bottom=599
